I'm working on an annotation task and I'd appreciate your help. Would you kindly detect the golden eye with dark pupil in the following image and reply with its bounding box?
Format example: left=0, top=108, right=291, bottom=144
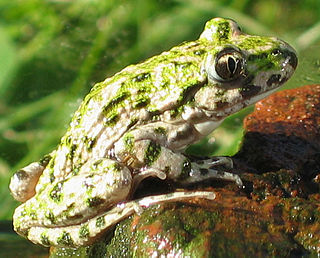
left=215, top=54, right=241, bottom=81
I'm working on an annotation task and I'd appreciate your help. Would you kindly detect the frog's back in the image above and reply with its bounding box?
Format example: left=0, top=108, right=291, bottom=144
left=52, top=41, right=207, bottom=177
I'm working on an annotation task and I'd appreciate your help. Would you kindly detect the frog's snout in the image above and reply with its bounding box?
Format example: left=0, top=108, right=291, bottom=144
left=279, top=47, right=298, bottom=70
left=286, top=50, right=298, bottom=70
left=279, top=42, right=298, bottom=70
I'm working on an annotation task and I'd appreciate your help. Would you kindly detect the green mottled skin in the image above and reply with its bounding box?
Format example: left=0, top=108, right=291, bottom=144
left=9, top=18, right=297, bottom=247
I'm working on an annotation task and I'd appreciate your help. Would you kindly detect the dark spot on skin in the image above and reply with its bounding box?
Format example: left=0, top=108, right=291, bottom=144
left=96, top=216, right=106, bottom=227
left=79, top=225, right=89, bottom=239
left=112, top=162, right=122, bottom=172
left=49, top=170, right=55, bottom=183
left=240, top=85, right=262, bottom=98
left=217, top=21, right=230, bottom=41
left=133, top=95, right=150, bottom=108
left=200, top=168, right=209, bottom=175
left=248, top=52, right=268, bottom=62
left=180, top=159, right=191, bottom=179
left=154, top=127, right=167, bottom=135
left=49, top=181, right=64, bottom=202
left=196, top=160, right=204, bottom=165
left=39, top=155, right=52, bottom=167
left=267, top=74, right=281, bottom=87
left=123, top=134, right=134, bottom=152
left=85, top=137, right=96, bottom=150
left=103, top=91, right=130, bottom=113
left=194, top=49, right=206, bottom=56
left=92, top=159, right=103, bottom=168
left=45, top=210, right=56, bottom=224
left=67, top=144, right=77, bottom=160
left=243, top=75, right=254, bottom=85
left=14, top=170, right=28, bottom=180
left=215, top=101, right=229, bottom=109
left=29, top=211, right=37, bottom=220
left=164, top=166, right=171, bottom=174
left=49, top=160, right=55, bottom=169
left=86, top=197, right=104, bottom=208
left=104, top=113, right=119, bottom=126
left=271, top=49, right=281, bottom=56
left=132, top=73, right=151, bottom=82
left=144, top=141, right=161, bottom=166
left=40, top=233, right=51, bottom=246
left=57, top=231, right=74, bottom=246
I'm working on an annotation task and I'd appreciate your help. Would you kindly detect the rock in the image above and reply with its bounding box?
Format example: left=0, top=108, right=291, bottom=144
left=50, top=85, right=320, bottom=257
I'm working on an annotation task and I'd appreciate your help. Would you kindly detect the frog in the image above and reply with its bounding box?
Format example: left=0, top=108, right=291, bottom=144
left=9, top=17, right=297, bottom=248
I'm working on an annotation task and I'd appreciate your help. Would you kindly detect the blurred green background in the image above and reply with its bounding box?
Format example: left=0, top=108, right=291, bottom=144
left=0, top=0, right=320, bottom=221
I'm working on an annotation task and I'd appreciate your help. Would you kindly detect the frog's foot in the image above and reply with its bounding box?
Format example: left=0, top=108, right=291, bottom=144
left=26, top=191, right=215, bottom=247
left=9, top=162, right=46, bottom=202
left=181, top=157, right=243, bottom=187
left=9, top=153, right=53, bottom=202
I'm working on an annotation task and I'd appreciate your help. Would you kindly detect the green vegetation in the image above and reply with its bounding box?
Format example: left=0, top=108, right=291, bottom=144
left=1, top=0, right=320, bottom=220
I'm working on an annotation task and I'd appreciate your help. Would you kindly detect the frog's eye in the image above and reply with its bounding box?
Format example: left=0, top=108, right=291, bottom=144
left=213, top=49, right=245, bottom=82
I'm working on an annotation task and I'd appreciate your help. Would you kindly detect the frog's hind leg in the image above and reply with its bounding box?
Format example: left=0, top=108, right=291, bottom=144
left=27, top=191, right=215, bottom=247
left=183, top=157, right=243, bottom=187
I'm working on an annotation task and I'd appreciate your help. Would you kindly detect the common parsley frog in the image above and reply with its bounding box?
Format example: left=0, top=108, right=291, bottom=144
left=9, top=18, right=297, bottom=247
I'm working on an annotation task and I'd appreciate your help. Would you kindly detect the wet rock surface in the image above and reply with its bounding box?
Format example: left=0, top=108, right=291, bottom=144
left=51, top=85, right=320, bottom=257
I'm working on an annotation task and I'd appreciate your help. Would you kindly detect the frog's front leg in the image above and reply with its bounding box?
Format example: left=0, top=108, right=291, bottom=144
left=114, top=129, right=243, bottom=188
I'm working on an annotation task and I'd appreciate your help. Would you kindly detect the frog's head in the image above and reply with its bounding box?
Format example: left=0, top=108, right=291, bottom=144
left=194, top=18, right=297, bottom=120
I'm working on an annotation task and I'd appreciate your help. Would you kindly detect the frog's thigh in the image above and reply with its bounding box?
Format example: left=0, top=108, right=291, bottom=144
left=13, top=158, right=133, bottom=230
left=60, top=158, right=133, bottom=209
